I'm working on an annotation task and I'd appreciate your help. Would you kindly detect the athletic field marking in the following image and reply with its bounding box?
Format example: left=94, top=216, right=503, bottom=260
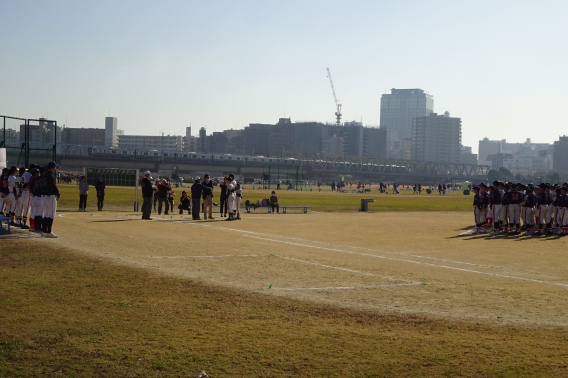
left=459, top=229, right=475, bottom=236
left=58, top=213, right=76, bottom=218
left=150, top=254, right=257, bottom=259
left=273, top=284, right=418, bottom=291
left=182, top=222, right=544, bottom=276
left=241, top=234, right=568, bottom=289
left=278, top=255, right=418, bottom=284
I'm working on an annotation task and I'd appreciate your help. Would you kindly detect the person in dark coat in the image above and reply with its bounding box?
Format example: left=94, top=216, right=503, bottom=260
left=218, top=177, right=228, bottom=217
left=140, top=171, right=154, bottom=220
left=190, top=177, right=203, bottom=220
left=95, top=177, right=106, bottom=211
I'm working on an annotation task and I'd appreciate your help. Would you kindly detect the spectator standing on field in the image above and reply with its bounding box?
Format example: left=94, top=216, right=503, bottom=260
left=219, top=177, right=228, bottom=217
left=191, top=176, right=203, bottom=220
left=157, top=179, right=170, bottom=215
left=95, top=177, right=105, bottom=211
left=153, top=179, right=159, bottom=211
left=78, top=176, right=89, bottom=211
left=202, top=174, right=214, bottom=219
left=167, top=185, right=175, bottom=212
left=140, top=171, right=154, bottom=220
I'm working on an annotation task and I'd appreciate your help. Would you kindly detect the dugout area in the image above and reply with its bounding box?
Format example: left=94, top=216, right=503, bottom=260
left=20, top=210, right=567, bottom=328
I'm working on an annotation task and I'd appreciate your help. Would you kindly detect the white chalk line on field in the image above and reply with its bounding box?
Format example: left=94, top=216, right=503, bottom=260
left=181, top=222, right=544, bottom=276
left=240, top=234, right=568, bottom=289
left=150, top=254, right=257, bottom=259
left=273, top=284, right=418, bottom=291
left=277, top=255, right=419, bottom=284
left=458, top=228, right=475, bottom=236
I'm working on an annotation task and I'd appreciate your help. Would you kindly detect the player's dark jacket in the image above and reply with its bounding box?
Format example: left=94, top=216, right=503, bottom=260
left=501, top=190, right=509, bottom=205
left=524, top=194, right=538, bottom=208
left=504, top=190, right=523, bottom=205
left=43, top=171, right=59, bottom=196
left=553, top=193, right=563, bottom=207
left=537, top=192, right=550, bottom=207
left=0, top=175, right=8, bottom=195
left=140, top=177, right=154, bottom=197
left=490, top=188, right=502, bottom=205
left=33, top=175, right=47, bottom=196
left=473, top=192, right=485, bottom=209
left=560, top=194, right=568, bottom=208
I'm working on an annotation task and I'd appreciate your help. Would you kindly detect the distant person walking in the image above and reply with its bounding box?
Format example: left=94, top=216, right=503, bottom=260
left=78, top=176, right=89, bottom=211
left=95, top=177, right=105, bottom=211
left=140, top=171, right=154, bottom=220
left=191, top=176, right=203, bottom=220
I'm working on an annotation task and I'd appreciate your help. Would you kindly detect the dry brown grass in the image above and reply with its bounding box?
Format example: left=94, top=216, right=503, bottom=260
left=2, top=240, right=568, bottom=377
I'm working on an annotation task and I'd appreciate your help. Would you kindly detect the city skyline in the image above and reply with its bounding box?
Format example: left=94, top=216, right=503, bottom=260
left=2, top=1, right=568, bottom=154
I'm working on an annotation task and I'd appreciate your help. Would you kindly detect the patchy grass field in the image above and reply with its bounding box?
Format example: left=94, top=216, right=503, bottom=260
left=55, top=184, right=472, bottom=213
left=2, top=240, right=568, bottom=378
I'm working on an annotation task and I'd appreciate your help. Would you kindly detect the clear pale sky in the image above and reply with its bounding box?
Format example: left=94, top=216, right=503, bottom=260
left=2, top=1, right=567, bottom=153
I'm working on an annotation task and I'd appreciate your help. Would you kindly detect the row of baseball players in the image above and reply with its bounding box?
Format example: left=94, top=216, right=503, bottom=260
left=0, top=162, right=60, bottom=238
left=472, top=180, right=568, bottom=235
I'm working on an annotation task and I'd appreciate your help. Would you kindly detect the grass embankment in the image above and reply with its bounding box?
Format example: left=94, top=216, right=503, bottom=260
left=56, top=184, right=471, bottom=213
left=1, top=241, right=567, bottom=377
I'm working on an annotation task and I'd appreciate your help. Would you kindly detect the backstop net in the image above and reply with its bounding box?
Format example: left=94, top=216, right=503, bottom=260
left=1, top=116, right=58, bottom=168
left=84, top=168, right=140, bottom=211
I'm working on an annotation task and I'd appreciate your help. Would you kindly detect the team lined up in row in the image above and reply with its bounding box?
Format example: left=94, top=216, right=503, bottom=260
left=472, top=180, right=568, bottom=235
left=0, top=163, right=60, bottom=237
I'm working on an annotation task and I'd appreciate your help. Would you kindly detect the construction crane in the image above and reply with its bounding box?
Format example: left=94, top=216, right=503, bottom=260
left=326, top=67, right=342, bottom=126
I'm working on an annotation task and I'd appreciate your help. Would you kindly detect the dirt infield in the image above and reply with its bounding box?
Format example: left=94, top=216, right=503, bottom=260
left=14, top=210, right=568, bottom=327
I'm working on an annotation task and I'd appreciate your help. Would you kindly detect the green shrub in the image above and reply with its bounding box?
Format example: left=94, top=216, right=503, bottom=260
left=426, top=189, right=432, bottom=194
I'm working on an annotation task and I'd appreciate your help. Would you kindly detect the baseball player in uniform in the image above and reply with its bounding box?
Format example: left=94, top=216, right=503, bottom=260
left=15, top=167, right=32, bottom=228
left=0, top=168, right=8, bottom=215
left=27, top=168, right=41, bottom=232
left=6, top=166, right=19, bottom=223
left=560, top=187, right=568, bottom=235
left=41, top=162, right=60, bottom=238
left=523, top=187, right=537, bottom=234
left=507, top=184, right=524, bottom=234
left=552, top=188, right=562, bottom=234
left=534, top=184, right=550, bottom=235
left=490, top=181, right=503, bottom=234
left=235, top=183, right=242, bottom=220
left=472, top=186, right=486, bottom=234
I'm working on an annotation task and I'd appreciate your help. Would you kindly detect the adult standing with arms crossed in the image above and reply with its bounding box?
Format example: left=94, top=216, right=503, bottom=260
left=191, top=176, right=203, bottom=220
left=42, top=162, right=60, bottom=238
left=140, top=171, right=154, bottom=220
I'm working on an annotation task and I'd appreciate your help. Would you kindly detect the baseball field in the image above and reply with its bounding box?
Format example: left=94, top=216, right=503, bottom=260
left=2, top=185, right=568, bottom=377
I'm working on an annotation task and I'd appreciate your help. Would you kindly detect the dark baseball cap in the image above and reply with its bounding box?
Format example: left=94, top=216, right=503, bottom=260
left=46, top=161, right=59, bottom=169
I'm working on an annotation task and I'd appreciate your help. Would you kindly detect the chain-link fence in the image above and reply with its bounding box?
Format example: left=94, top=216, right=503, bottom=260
left=1, top=115, right=58, bottom=168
